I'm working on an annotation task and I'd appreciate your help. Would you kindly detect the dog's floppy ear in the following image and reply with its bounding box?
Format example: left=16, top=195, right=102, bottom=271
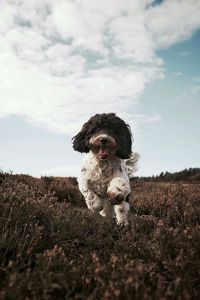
left=72, top=122, right=90, bottom=153
left=116, top=123, right=132, bottom=159
left=72, top=132, right=88, bottom=153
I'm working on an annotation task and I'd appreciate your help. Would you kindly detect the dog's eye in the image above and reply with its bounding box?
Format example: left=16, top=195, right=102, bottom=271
left=90, top=145, right=99, bottom=153
left=110, top=144, right=117, bottom=150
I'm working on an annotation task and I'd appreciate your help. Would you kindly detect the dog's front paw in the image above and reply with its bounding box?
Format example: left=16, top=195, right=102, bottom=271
left=114, top=202, right=130, bottom=226
left=108, top=193, right=124, bottom=205
left=107, top=177, right=130, bottom=205
left=116, top=218, right=129, bottom=226
left=90, top=202, right=103, bottom=213
left=87, top=198, right=103, bottom=213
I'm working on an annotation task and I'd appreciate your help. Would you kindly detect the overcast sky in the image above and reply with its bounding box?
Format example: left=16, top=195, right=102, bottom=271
left=0, top=0, right=200, bottom=177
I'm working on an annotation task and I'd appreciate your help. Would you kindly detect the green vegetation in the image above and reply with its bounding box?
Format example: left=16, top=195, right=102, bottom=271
left=0, top=171, right=199, bottom=299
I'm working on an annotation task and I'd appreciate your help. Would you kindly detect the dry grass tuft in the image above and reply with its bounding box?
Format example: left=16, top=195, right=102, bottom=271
left=0, top=171, right=199, bottom=299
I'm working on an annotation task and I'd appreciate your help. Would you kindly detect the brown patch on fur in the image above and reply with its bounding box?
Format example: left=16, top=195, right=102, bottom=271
left=108, top=192, right=124, bottom=205
left=107, top=192, right=116, bottom=199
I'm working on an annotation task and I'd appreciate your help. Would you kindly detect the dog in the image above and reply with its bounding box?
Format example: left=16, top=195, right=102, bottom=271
left=72, top=113, right=138, bottom=226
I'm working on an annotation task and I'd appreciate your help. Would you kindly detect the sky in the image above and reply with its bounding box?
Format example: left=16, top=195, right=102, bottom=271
left=0, top=0, right=200, bottom=178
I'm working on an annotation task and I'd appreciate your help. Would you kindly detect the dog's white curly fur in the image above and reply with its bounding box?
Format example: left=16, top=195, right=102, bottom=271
left=78, top=151, right=138, bottom=226
left=73, top=113, right=138, bottom=226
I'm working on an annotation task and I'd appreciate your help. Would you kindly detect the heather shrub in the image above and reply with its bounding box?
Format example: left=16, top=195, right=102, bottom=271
left=0, top=172, right=199, bottom=299
left=41, top=176, right=85, bottom=207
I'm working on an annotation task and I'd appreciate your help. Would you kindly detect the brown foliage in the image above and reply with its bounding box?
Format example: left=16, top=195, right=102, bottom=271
left=0, top=172, right=200, bottom=299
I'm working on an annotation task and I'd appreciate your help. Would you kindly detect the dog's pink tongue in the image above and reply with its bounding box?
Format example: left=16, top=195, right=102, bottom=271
left=99, top=149, right=109, bottom=159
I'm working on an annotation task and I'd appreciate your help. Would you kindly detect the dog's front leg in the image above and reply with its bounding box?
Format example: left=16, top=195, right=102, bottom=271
left=114, top=202, right=130, bottom=226
left=107, top=177, right=131, bottom=225
left=99, top=200, right=114, bottom=219
left=78, top=176, right=103, bottom=213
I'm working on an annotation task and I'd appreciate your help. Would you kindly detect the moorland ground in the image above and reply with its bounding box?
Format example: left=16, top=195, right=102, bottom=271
left=0, top=171, right=199, bottom=299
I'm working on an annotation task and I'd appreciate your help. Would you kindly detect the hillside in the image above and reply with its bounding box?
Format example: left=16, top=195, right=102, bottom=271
left=133, top=168, right=200, bottom=182
left=0, top=171, right=200, bottom=299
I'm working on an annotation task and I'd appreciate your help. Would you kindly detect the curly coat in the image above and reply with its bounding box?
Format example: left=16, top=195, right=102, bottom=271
left=72, top=113, right=138, bottom=226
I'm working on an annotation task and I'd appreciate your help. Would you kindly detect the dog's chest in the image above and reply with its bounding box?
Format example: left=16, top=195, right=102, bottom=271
left=87, top=162, right=115, bottom=196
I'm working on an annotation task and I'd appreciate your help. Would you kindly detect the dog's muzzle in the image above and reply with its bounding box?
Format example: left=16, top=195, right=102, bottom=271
left=98, top=148, right=109, bottom=160
left=89, top=134, right=117, bottom=160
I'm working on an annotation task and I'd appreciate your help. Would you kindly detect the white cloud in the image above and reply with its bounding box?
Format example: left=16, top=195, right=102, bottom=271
left=178, top=51, right=193, bottom=57
left=146, top=0, right=200, bottom=48
left=175, top=79, right=200, bottom=103
left=173, top=72, right=183, bottom=77
left=40, top=164, right=80, bottom=178
left=0, top=0, right=200, bottom=135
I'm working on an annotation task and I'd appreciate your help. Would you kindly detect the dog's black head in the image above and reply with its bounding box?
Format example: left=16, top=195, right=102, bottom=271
left=72, top=113, right=132, bottom=159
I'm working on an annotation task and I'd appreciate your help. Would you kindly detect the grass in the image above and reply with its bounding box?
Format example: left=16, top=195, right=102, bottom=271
left=0, top=172, right=200, bottom=299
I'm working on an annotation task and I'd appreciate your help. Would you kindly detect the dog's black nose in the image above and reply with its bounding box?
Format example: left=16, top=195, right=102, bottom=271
left=100, top=138, right=108, bottom=145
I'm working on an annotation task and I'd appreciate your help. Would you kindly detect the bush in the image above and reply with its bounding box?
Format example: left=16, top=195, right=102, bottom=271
left=0, top=172, right=199, bottom=299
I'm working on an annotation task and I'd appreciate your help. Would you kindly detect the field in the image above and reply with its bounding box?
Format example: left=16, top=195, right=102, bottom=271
left=0, top=172, right=200, bottom=299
